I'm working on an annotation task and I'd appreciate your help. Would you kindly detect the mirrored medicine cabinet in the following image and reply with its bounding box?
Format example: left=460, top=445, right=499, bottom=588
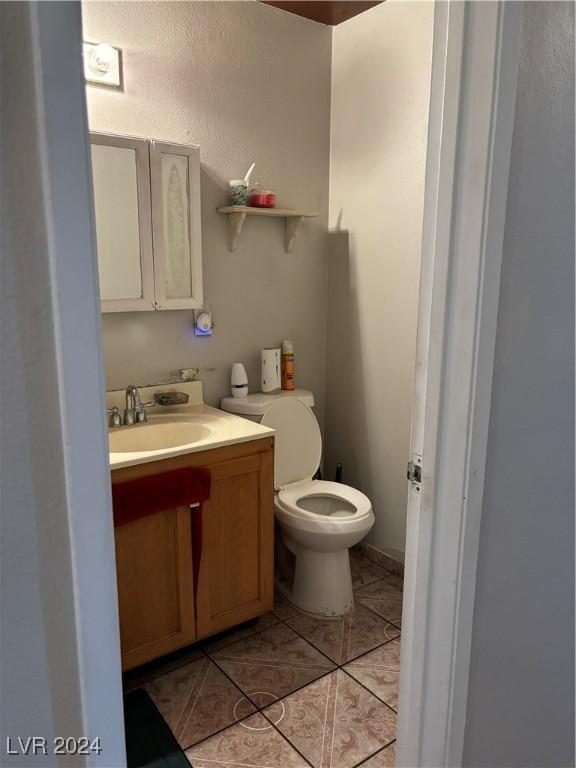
left=90, top=132, right=203, bottom=313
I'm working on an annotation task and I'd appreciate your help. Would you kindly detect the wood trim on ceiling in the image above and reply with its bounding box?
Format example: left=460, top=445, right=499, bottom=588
left=261, top=1, right=383, bottom=26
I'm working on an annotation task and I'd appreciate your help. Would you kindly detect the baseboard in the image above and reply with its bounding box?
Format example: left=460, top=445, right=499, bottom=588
left=361, top=543, right=405, bottom=578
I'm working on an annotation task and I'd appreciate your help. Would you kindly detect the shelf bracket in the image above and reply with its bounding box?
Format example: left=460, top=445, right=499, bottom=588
left=285, top=216, right=305, bottom=254
left=227, top=210, right=247, bottom=252
left=218, top=206, right=318, bottom=252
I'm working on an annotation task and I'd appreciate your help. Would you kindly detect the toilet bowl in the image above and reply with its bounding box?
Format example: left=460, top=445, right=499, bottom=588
left=261, top=398, right=374, bottom=617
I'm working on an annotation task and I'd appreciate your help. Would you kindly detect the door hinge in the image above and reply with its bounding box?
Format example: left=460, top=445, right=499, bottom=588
left=407, top=458, right=422, bottom=488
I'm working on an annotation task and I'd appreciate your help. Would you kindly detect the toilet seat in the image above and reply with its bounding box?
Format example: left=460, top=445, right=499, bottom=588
left=277, top=480, right=372, bottom=523
left=261, top=399, right=372, bottom=525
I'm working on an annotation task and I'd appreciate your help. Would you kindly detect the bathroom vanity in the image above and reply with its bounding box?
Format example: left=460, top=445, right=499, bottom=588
left=107, top=382, right=274, bottom=671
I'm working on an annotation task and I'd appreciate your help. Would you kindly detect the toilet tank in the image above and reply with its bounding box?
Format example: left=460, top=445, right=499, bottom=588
left=220, top=389, right=315, bottom=423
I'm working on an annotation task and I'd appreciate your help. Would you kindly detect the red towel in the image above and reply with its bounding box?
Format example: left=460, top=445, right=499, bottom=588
left=112, top=467, right=211, bottom=603
left=112, top=467, right=211, bottom=526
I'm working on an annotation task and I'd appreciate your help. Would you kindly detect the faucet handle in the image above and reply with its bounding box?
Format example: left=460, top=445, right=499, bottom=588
left=107, top=406, right=122, bottom=428
left=131, top=401, right=155, bottom=424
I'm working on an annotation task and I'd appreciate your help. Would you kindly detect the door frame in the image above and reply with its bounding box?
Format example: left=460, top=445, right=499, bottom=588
left=20, top=3, right=127, bottom=765
left=396, top=2, right=523, bottom=766
left=23, top=1, right=524, bottom=766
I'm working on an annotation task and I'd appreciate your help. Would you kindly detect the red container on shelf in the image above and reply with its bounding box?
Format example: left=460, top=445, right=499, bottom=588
left=249, top=184, right=276, bottom=208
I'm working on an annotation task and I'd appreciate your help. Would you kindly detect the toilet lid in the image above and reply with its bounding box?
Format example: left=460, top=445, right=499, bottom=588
left=261, top=398, right=322, bottom=489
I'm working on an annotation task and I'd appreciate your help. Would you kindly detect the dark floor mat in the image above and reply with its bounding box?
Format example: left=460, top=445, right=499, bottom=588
left=124, top=688, right=190, bottom=768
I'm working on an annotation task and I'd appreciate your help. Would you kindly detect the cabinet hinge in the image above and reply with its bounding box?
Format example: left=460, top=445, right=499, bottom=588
left=407, top=457, right=422, bottom=489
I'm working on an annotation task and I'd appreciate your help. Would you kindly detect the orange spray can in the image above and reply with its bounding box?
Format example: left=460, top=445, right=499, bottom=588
left=281, top=340, right=295, bottom=390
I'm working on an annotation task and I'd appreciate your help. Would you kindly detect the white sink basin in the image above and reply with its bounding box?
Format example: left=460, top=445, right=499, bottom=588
left=106, top=384, right=274, bottom=469
left=109, top=419, right=212, bottom=454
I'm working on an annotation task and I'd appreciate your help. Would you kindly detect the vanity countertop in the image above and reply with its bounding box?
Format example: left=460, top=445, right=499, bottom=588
left=107, top=381, right=274, bottom=470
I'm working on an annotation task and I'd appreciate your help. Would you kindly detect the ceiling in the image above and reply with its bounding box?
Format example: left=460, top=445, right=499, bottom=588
left=261, top=1, right=383, bottom=26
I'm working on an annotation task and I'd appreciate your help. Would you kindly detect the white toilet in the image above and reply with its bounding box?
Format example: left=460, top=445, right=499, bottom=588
left=221, top=390, right=374, bottom=617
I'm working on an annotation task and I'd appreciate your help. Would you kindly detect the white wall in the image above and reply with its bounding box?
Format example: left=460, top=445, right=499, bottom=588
left=82, top=1, right=331, bottom=424
left=463, top=3, right=575, bottom=765
left=1, top=2, right=125, bottom=765
left=326, top=1, right=433, bottom=558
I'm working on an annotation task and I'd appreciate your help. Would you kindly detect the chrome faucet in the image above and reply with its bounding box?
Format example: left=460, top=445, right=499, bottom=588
left=124, top=384, right=148, bottom=426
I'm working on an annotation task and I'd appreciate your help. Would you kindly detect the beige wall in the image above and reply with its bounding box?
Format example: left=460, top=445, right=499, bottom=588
left=82, top=1, right=331, bottom=423
left=84, top=1, right=433, bottom=557
left=326, top=1, right=433, bottom=557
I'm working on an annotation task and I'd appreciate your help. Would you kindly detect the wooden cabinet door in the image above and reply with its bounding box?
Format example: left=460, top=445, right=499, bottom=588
left=196, top=450, right=274, bottom=638
left=115, top=505, right=196, bottom=670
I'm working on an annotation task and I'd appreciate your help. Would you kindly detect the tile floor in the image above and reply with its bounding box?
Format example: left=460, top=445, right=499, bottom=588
left=124, top=547, right=403, bottom=768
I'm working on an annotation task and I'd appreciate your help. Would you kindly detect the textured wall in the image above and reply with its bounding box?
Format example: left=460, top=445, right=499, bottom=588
left=83, top=1, right=435, bottom=558
left=326, top=1, right=433, bottom=557
left=83, top=1, right=331, bottom=422
left=463, top=3, right=575, bottom=766
left=1, top=2, right=125, bottom=764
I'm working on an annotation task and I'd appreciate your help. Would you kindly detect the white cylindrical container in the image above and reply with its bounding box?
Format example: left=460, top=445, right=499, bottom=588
left=261, top=348, right=281, bottom=392
left=230, top=363, right=248, bottom=398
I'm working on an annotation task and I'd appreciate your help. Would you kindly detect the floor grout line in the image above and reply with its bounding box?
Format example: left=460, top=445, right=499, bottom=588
left=209, top=657, right=334, bottom=671
left=123, top=649, right=208, bottom=690
left=173, top=658, right=265, bottom=752
left=210, top=651, right=337, bottom=714
left=342, top=635, right=401, bottom=667
left=353, top=597, right=403, bottom=631
left=283, top=613, right=401, bottom=668
left=350, top=563, right=395, bottom=591
left=318, top=672, right=333, bottom=768
left=200, top=614, right=283, bottom=655
left=176, top=657, right=212, bottom=742
left=353, top=738, right=397, bottom=767
left=252, top=665, right=396, bottom=768
left=179, top=703, right=259, bottom=753
left=143, top=582, right=402, bottom=691
left=345, top=611, right=353, bottom=663
left=280, top=618, right=345, bottom=668
left=137, top=569, right=404, bottom=765
left=353, top=574, right=404, bottom=595
left=123, top=614, right=286, bottom=691
left=203, top=629, right=399, bottom=761
left=354, top=565, right=404, bottom=584
left=265, top=713, right=317, bottom=768
left=339, top=667, right=399, bottom=715
left=327, top=670, right=340, bottom=768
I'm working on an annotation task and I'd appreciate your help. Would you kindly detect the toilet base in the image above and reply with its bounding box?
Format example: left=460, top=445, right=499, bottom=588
left=280, top=534, right=354, bottom=617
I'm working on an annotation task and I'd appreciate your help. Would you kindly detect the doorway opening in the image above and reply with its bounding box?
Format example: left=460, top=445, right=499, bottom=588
left=0, top=2, right=522, bottom=767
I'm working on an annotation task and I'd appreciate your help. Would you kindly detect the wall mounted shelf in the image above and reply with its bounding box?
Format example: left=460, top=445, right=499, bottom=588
left=217, top=206, right=319, bottom=253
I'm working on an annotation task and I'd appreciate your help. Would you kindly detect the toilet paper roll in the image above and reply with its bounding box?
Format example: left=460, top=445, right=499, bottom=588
left=261, top=348, right=281, bottom=392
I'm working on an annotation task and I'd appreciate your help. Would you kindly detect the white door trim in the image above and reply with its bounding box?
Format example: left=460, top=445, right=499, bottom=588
left=30, top=3, right=127, bottom=765
left=396, top=3, right=523, bottom=767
